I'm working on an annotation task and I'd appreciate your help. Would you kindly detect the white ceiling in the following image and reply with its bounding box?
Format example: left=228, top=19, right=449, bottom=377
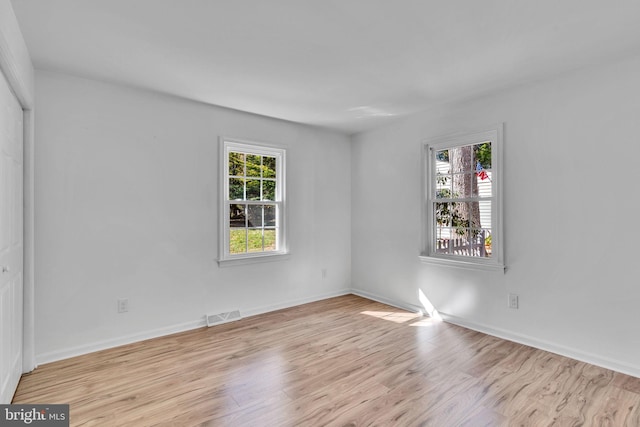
left=10, top=0, right=640, bottom=135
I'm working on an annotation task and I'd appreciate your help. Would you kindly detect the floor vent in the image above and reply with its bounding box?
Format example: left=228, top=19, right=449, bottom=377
left=206, top=310, right=242, bottom=327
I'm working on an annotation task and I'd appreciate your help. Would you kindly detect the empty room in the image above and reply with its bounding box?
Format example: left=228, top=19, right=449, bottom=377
left=2, top=0, right=640, bottom=425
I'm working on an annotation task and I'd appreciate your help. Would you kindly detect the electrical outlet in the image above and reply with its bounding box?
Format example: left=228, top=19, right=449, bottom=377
left=118, top=298, right=129, bottom=313
left=508, top=294, right=519, bottom=309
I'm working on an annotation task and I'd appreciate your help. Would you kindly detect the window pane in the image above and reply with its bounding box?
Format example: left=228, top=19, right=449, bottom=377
left=478, top=200, right=491, bottom=230
left=436, top=201, right=481, bottom=229
left=247, top=205, right=263, bottom=228
left=476, top=174, right=492, bottom=197
left=229, top=152, right=244, bottom=176
left=481, top=229, right=492, bottom=258
left=264, top=205, right=276, bottom=227
left=435, top=175, right=451, bottom=199
left=229, top=178, right=244, bottom=200
left=263, top=156, right=276, bottom=178
left=474, top=142, right=492, bottom=196
left=264, top=229, right=276, bottom=251
left=435, top=202, right=452, bottom=227
left=435, top=166, right=450, bottom=177
left=230, top=204, right=246, bottom=228
left=436, top=235, right=449, bottom=253
left=435, top=226, right=455, bottom=254
left=469, top=229, right=486, bottom=257
left=451, top=233, right=471, bottom=256
left=247, top=229, right=264, bottom=252
left=464, top=201, right=482, bottom=229
left=473, top=142, right=492, bottom=169
left=246, top=154, right=261, bottom=177
left=229, top=228, right=246, bottom=254
left=449, top=145, right=475, bottom=173
left=246, top=180, right=260, bottom=200
left=263, top=180, right=276, bottom=201
left=450, top=172, right=476, bottom=198
left=435, top=149, right=449, bottom=163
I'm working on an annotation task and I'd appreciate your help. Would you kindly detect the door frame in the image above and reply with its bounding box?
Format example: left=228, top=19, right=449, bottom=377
left=0, top=2, right=36, bottom=373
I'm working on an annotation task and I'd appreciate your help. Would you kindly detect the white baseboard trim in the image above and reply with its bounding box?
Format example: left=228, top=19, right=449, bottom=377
left=350, top=288, right=425, bottom=314
left=35, top=288, right=640, bottom=379
left=351, top=290, right=640, bottom=378
left=439, top=312, right=640, bottom=379
left=36, top=319, right=206, bottom=366
left=35, top=288, right=352, bottom=366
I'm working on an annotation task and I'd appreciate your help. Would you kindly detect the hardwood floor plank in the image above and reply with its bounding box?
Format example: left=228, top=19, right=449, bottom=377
left=12, top=294, right=640, bottom=426
left=590, top=385, right=640, bottom=426
left=456, top=405, right=509, bottom=427
left=613, top=371, right=640, bottom=394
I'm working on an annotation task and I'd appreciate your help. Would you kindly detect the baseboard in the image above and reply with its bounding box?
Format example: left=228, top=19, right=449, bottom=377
left=35, top=288, right=640, bottom=379
left=351, top=289, right=640, bottom=378
left=36, top=319, right=206, bottom=366
left=439, top=312, right=640, bottom=379
left=35, top=288, right=352, bottom=366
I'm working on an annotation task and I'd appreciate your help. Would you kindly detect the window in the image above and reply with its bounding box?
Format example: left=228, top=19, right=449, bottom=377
left=218, top=138, right=287, bottom=266
left=420, top=126, right=504, bottom=271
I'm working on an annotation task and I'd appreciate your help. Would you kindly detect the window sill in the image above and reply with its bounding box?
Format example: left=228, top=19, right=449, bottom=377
left=217, top=252, right=290, bottom=267
left=419, top=255, right=505, bottom=273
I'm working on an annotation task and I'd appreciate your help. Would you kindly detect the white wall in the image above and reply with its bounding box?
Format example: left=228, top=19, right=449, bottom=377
left=352, top=55, right=640, bottom=376
left=34, top=70, right=351, bottom=364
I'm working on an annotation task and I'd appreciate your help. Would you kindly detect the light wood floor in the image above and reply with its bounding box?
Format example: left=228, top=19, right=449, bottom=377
left=13, top=295, right=640, bottom=426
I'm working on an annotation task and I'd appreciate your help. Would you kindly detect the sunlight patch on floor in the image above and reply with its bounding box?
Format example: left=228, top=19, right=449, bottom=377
left=360, top=311, right=423, bottom=323
left=409, top=317, right=441, bottom=327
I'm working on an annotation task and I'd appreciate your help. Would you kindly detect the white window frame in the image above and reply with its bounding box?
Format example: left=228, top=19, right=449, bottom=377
left=419, top=125, right=505, bottom=272
left=218, top=137, right=288, bottom=267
